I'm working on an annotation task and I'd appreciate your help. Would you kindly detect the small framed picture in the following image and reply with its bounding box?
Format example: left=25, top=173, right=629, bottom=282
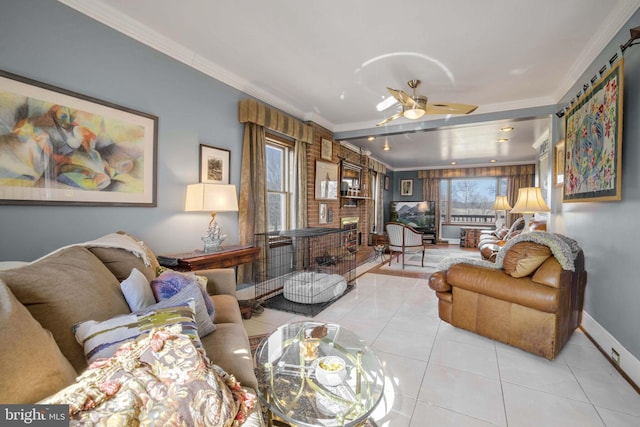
left=400, top=179, right=413, bottom=196
left=200, top=144, right=230, bottom=184
left=319, top=203, right=327, bottom=224
left=384, top=175, right=390, bottom=191
left=321, top=138, right=333, bottom=160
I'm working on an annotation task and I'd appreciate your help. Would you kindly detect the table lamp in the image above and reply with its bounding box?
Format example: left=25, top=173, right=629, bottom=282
left=510, top=187, right=550, bottom=232
left=185, top=183, right=238, bottom=252
left=492, top=195, right=512, bottom=229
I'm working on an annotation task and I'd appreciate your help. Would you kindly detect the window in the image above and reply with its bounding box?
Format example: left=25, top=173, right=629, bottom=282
left=266, top=136, right=293, bottom=231
left=440, top=177, right=507, bottom=224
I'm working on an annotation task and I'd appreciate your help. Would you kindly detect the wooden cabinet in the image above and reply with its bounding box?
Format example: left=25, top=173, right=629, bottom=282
left=158, top=245, right=260, bottom=271
left=459, top=227, right=491, bottom=248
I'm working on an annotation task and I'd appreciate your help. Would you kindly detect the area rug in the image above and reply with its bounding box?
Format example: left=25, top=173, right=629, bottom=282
left=261, top=283, right=355, bottom=317
left=379, top=246, right=481, bottom=274
left=248, top=333, right=269, bottom=357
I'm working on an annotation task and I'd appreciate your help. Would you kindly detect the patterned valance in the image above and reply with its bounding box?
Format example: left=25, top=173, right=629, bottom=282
left=418, top=164, right=535, bottom=179
left=368, top=157, right=386, bottom=174
left=238, top=99, right=314, bottom=144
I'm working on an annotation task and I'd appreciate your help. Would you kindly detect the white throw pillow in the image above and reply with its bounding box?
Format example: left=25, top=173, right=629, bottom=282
left=120, top=268, right=155, bottom=312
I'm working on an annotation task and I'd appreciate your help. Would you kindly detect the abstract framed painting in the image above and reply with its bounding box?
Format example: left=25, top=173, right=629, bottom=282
left=563, top=59, right=623, bottom=202
left=199, top=144, right=230, bottom=184
left=0, top=70, right=158, bottom=206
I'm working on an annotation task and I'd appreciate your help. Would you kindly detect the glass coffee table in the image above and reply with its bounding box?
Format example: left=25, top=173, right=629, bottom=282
left=254, top=321, right=385, bottom=427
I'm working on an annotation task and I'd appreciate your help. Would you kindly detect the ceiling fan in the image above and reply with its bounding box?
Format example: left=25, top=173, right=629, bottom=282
left=376, top=79, right=478, bottom=126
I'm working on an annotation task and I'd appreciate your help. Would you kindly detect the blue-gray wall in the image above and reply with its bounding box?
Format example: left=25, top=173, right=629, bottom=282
left=553, top=9, right=640, bottom=360
left=0, top=0, right=247, bottom=259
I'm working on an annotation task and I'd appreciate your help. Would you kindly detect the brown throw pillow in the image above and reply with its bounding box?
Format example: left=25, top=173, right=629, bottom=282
left=503, top=242, right=552, bottom=278
left=0, top=246, right=131, bottom=373
left=0, top=281, right=77, bottom=403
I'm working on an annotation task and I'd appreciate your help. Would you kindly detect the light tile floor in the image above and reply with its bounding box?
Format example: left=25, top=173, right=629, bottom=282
left=243, top=271, right=640, bottom=427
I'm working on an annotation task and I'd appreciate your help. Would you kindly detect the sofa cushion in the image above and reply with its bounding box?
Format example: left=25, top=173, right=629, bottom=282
left=74, top=299, right=201, bottom=364
left=0, top=246, right=131, bottom=373
left=151, top=270, right=215, bottom=320
left=120, top=267, right=156, bottom=311
left=201, top=322, right=258, bottom=390
left=503, top=242, right=552, bottom=278
left=89, top=246, right=157, bottom=282
left=0, top=280, right=78, bottom=403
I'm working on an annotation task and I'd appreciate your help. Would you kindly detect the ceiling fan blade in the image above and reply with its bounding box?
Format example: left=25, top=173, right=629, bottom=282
left=426, top=102, right=478, bottom=115
left=387, top=87, right=418, bottom=108
left=376, top=112, right=403, bottom=126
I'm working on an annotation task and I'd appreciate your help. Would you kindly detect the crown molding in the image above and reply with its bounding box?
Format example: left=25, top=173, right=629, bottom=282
left=57, top=0, right=327, bottom=130
left=552, top=0, right=640, bottom=102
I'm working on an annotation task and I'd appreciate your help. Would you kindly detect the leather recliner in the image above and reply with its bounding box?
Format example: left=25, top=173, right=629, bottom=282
left=429, top=234, right=587, bottom=360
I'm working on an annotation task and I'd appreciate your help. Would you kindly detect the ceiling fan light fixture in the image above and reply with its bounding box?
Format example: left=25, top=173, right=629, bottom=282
left=403, top=107, right=425, bottom=120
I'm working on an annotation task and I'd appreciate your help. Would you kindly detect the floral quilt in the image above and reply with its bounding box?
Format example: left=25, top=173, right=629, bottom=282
left=40, top=325, right=255, bottom=426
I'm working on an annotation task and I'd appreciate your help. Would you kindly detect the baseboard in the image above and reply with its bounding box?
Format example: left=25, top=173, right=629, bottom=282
left=581, top=311, right=640, bottom=391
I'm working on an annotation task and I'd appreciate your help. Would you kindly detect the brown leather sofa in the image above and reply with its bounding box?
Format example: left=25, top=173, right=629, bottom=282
left=429, top=233, right=587, bottom=359
left=478, top=219, right=546, bottom=261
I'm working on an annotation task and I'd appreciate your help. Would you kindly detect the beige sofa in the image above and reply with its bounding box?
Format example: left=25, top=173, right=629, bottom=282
left=0, top=233, right=263, bottom=426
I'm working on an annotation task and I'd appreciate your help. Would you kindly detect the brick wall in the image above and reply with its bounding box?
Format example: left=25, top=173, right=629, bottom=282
left=306, top=122, right=370, bottom=246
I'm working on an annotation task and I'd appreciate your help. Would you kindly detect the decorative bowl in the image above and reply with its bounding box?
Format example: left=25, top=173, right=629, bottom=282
left=315, top=356, right=347, bottom=386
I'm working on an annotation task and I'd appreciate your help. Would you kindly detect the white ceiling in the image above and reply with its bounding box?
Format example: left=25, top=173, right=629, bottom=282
left=60, top=0, right=640, bottom=169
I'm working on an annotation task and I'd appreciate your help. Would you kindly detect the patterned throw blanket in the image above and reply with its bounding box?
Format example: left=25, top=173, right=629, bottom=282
left=40, top=326, right=256, bottom=426
left=436, top=232, right=582, bottom=272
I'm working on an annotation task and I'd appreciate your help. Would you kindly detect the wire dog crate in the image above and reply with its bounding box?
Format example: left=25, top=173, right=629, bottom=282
left=253, top=227, right=357, bottom=316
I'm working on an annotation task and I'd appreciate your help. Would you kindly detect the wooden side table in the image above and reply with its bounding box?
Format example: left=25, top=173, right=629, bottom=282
left=158, top=244, right=260, bottom=271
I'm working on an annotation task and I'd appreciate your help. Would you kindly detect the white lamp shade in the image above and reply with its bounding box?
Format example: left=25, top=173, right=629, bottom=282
left=493, top=195, right=512, bottom=211
left=510, top=187, right=550, bottom=214
left=185, top=183, right=238, bottom=212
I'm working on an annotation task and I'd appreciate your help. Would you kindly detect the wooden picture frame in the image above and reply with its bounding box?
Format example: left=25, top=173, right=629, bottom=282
left=554, top=140, right=565, bottom=188
left=315, top=161, right=338, bottom=200
left=400, top=179, right=413, bottom=196
left=200, top=144, right=230, bottom=184
left=384, top=174, right=390, bottom=191
left=0, top=70, right=158, bottom=206
left=321, top=138, right=332, bottom=160
left=563, top=59, right=623, bottom=202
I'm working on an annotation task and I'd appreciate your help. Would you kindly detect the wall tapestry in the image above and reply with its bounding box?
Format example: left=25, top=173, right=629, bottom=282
left=563, top=59, right=623, bottom=202
left=0, top=70, right=158, bottom=206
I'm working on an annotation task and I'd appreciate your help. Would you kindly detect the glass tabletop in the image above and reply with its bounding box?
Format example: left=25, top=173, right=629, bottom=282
left=254, top=321, right=385, bottom=427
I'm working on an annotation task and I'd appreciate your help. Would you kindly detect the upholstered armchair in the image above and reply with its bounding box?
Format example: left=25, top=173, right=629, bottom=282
left=385, top=222, right=427, bottom=269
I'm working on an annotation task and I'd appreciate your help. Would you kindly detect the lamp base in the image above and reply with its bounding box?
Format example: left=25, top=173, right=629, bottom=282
left=521, top=213, right=533, bottom=233
left=201, top=221, right=226, bottom=252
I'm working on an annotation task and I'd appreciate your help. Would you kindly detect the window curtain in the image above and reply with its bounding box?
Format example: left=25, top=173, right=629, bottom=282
left=238, top=99, right=313, bottom=284
left=237, top=123, right=267, bottom=284
left=506, top=173, right=534, bottom=227
left=418, top=164, right=535, bottom=229
left=422, top=178, right=441, bottom=240
left=293, top=140, right=308, bottom=229
left=367, top=158, right=386, bottom=234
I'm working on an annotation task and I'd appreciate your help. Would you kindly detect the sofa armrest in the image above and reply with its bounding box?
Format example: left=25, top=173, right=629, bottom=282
left=428, top=271, right=451, bottom=292
left=195, top=268, right=236, bottom=296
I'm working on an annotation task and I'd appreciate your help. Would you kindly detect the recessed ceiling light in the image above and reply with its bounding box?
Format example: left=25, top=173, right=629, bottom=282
left=490, top=159, right=497, bottom=163
left=500, top=127, right=514, bottom=132
left=498, top=138, right=509, bottom=142
left=367, top=136, right=375, bottom=141
left=450, top=161, right=457, bottom=165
